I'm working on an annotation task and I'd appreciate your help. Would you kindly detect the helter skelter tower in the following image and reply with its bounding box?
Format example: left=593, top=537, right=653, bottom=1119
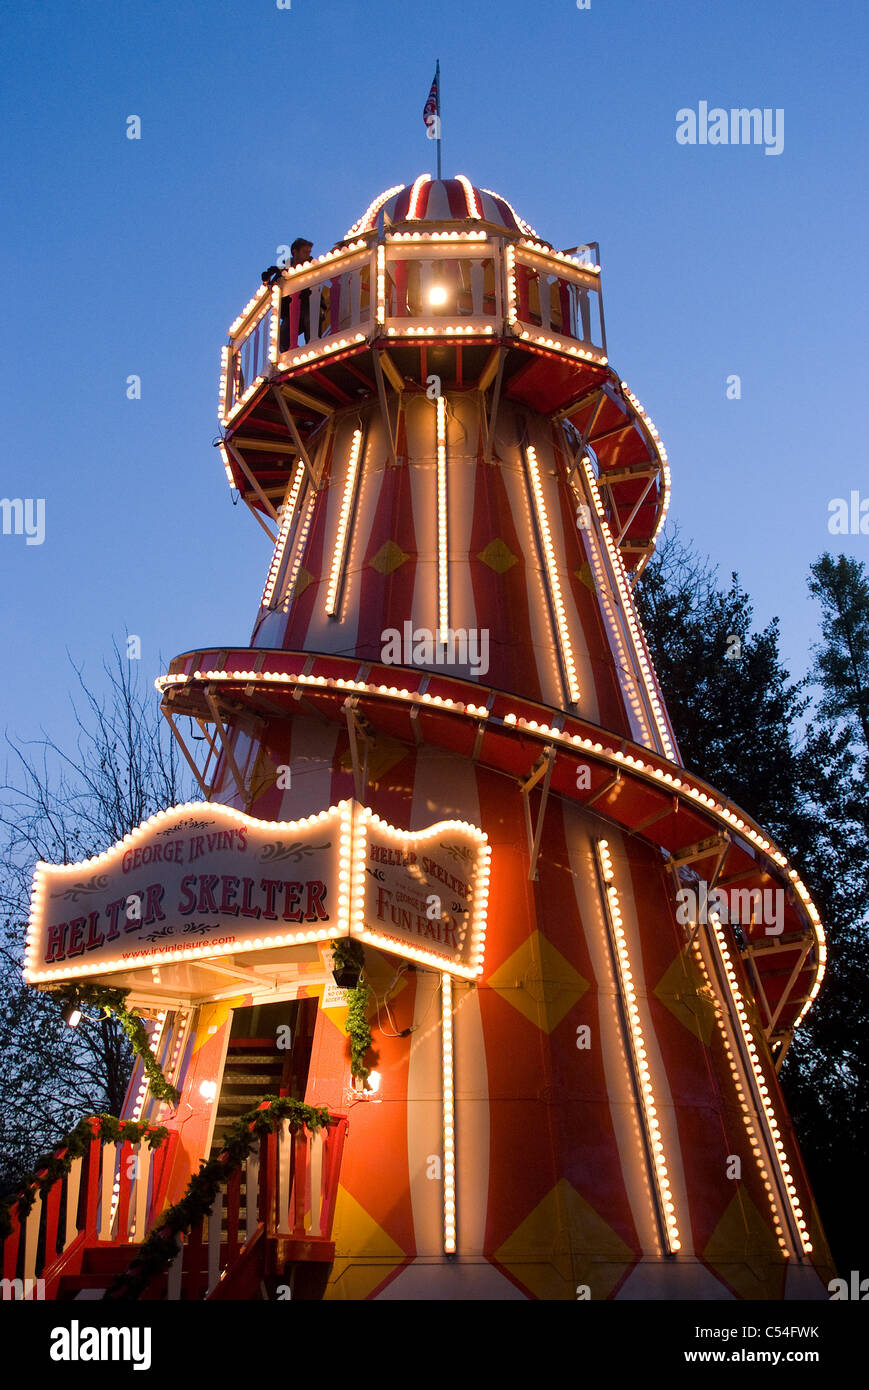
left=27, top=174, right=833, bottom=1301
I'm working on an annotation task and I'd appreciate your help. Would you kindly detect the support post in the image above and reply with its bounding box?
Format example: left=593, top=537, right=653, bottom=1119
left=481, top=348, right=506, bottom=465
left=203, top=687, right=248, bottom=806
left=521, top=745, right=556, bottom=881
left=371, top=350, right=399, bottom=468
left=271, top=385, right=319, bottom=489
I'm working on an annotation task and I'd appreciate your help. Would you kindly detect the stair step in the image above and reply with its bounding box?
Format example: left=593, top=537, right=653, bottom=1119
left=214, top=1102, right=276, bottom=1120
left=209, top=1043, right=287, bottom=1169
left=81, top=1244, right=144, bottom=1273
left=225, top=1053, right=282, bottom=1066
left=58, top=1273, right=128, bottom=1296
left=58, top=1270, right=169, bottom=1301
left=221, top=1072, right=283, bottom=1085
left=218, top=1102, right=281, bottom=1115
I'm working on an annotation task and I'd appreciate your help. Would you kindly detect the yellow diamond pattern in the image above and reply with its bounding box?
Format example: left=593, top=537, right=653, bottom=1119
left=488, top=930, right=589, bottom=1033
left=369, top=540, right=409, bottom=575
left=324, top=1186, right=407, bottom=1301
left=247, top=745, right=279, bottom=803
left=478, top=538, right=518, bottom=574
left=703, top=1188, right=787, bottom=1300
left=291, top=567, right=314, bottom=600
left=575, top=561, right=596, bottom=593
left=654, top=946, right=717, bottom=1045
left=494, top=1178, right=634, bottom=1300
left=339, top=734, right=407, bottom=786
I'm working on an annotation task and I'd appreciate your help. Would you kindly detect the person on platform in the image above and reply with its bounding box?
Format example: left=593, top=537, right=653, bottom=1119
left=265, top=239, right=329, bottom=351
left=290, top=237, right=314, bottom=264
left=290, top=238, right=314, bottom=344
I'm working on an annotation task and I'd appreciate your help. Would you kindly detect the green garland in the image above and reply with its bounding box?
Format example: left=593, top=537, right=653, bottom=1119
left=345, top=981, right=373, bottom=1082
left=330, top=937, right=364, bottom=974
left=53, top=983, right=180, bottom=1107
left=0, top=1114, right=169, bottom=1242
left=330, top=939, right=375, bottom=1082
left=105, top=1096, right=332, bottom=1301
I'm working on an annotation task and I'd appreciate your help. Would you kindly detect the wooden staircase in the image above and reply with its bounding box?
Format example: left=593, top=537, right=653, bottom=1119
left=207, top=1037, right=290, bottom=1244
left=210, top=1038, right=288, bottom=1158
left=6, top=1110, right=348, bottom=1302
left=2, top=1009, right=342, bottom=1301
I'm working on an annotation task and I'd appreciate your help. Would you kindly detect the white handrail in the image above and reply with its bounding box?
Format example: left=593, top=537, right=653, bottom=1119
left=206, top=1191, right=223, bottom=1295
left=64, top=1156, right=83, bottom=1250
left=245, top=1143, right=260, bottom=1241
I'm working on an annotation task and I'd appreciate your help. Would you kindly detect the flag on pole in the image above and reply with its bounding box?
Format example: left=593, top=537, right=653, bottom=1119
left=423, top=64, right=441, bottom=142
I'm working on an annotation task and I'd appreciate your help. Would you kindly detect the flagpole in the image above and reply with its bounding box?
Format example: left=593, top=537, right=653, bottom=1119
left=436, top=60, right=442, bottom=179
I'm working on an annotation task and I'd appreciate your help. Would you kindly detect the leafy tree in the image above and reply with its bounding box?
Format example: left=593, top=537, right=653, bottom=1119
left=779, top=554, right=869, bottom=1270
left=636, top=532, right=869, bottom=1272
left=0, top=643, right=195, bottom=1191
left=807, top=553, right=869, bottom=751
left=635, top=526, right=809, bottom=846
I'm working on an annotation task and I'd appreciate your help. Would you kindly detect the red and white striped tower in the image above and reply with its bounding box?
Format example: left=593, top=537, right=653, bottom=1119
left=64, top=175, right=834, bottom=1300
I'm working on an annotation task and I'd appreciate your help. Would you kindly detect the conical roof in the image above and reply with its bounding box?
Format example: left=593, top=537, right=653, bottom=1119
left=343, top=174, right=547, bottom=243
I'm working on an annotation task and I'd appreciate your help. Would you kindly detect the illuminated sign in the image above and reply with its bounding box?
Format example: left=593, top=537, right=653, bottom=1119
left=358, top=810, right=490, bottom=974
left=25, top=803, right=347, bottom=981
left=25, top=802, right=489, bottom=984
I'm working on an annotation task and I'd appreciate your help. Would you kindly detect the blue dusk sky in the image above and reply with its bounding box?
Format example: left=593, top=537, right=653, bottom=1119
left=0, top=0, right=866, bottom=764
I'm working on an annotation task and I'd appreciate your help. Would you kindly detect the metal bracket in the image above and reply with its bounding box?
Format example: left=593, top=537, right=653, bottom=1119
left=585, top=768, right=621, bottom=807
left=198, top=959, right=266, bottom=988
left=772, top=1030, right=795, bottom=1073
left=223, top=440, right=279, bottom=543
left=270, top=385, right=319, bottom=489
left=343, top=698, right=372, bottom=802
left=669, top=833, right=730, bottom=877
left=204, top=686, right=249, bottom=808
left=741, top=936, right=812, bottom=1044
left=615, top=475, right=657, bottom=546
left=371, top=350, right=399, bottom=468
left=163, top=710, right=213, bottom=801
left=666, top=834, right=730, bottom=950
left=521, top=745, right=556, bottom=881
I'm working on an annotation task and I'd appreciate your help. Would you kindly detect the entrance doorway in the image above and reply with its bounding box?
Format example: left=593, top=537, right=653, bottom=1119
left=210, top=996, right=318, bottom=1159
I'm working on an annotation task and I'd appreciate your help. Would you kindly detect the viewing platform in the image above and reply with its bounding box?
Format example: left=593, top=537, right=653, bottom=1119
left=216, top=176, right=669, bottom=576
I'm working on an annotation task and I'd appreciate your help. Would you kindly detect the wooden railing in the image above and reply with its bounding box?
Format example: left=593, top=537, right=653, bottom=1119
left=163, top=1115, right=347, bottom=1300
left=0, top=1119, right=176, bottom=1300
left=220, top=234, right=607, bottom=423
left=380, top=242, right=605, bottom=352
left=512, top=249, right=606, bottom=352
left=230, top=304, right=275, bottom=411
left=224, top=246, right=374, bottom=419
left=382, top=249, right=501, bottom=324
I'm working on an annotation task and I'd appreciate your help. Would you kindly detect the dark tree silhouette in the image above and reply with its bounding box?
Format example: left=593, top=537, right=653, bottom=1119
left=636, top=530, right=869, bottom=1273
left=0, top=642, right=196, bottom=1189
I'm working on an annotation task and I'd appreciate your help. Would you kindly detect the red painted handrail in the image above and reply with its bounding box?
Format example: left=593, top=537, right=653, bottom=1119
left=171, top=1115, right=349, bottom=1301
left=0, top=1119, right=176, bottom=1297
left=207, top=1225, right=265, bottom=1301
